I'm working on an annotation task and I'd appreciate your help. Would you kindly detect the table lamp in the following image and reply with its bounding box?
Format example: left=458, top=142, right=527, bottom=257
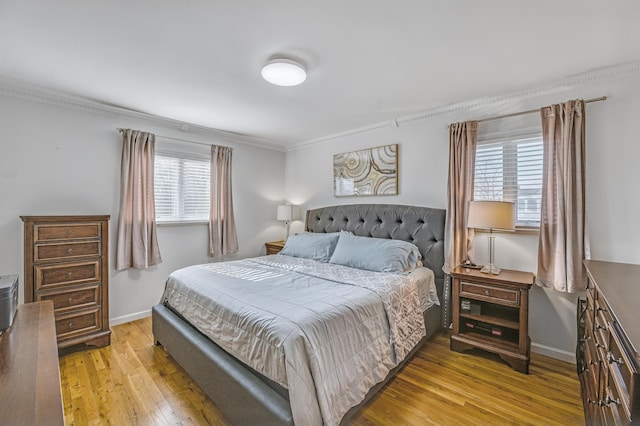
left=467, top=200, right=516, bottom=275
left=276, top=204, right=293, bottom=241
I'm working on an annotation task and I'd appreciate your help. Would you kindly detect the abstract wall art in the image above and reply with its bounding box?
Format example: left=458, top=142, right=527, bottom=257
left=333, top=144, right=398, bottom=196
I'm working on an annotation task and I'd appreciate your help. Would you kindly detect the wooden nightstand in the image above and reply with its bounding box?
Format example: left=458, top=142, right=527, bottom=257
left=265, top=240, right=285, bottom=255
left=450, top=266, right=534, bottom=373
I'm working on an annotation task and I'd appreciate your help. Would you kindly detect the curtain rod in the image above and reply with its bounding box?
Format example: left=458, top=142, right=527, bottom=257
left=475, top=96, right=607, bottom=124
left=116, top=128, right=213, bottom=147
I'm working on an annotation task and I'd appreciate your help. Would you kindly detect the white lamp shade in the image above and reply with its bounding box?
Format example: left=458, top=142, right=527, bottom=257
left=277, top=205, right=293, bottom=221
left=467, top=201, right=516, bottom=231
left=262, top=58, right=306, bottom=86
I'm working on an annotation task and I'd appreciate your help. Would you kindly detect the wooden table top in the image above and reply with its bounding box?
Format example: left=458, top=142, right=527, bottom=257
left=0, top=301, right=64, bottom=425
left=584, top=259, right=640, bottom=358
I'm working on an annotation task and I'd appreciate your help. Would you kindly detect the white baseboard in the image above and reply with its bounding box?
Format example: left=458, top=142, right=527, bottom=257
left=531, top=342, right=576, bottom=364
left=110, top=309, right=152, bottom=326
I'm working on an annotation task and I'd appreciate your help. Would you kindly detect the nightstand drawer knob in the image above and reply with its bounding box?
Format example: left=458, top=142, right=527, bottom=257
left=68, top=297, right=73, bottom=303
left=67, top=248, right=73, bottom=253
left=68, top=322, right=73, bottom=328
left=485, top=289, right=490, bottom=296
left=67, top=272, right=73, bottom=277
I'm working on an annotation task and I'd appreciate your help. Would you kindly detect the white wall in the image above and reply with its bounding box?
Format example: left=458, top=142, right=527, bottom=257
left=0, top=95, right=286, bottom=323
left=286, top=71, right=640, bottom=361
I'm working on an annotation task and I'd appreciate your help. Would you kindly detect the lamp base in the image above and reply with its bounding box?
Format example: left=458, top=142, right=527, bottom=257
left=480, top=263, right=501, bottom=275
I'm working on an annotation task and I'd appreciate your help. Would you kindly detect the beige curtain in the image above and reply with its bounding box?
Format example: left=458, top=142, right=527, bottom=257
left=209, top=145, right=239, bottom=257
left=116, top=129, right=162, bottom=270
left=443, top=121, right=478, bottom=273
left=537, top=100, right=590, bottom=292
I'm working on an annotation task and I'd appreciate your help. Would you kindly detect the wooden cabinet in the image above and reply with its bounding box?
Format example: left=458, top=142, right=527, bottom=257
left=265, top=240, right=285, bottom=255
left=578, top=260, right=639, bottom=425
left=21, top=215, right=111, bottom=349
left=0, top=301, right=64, bottom=425
left=450, top=266, right=534, bottom=374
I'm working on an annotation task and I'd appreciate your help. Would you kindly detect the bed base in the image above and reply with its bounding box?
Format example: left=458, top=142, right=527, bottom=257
left=153, top=302, right=441, bottom=425
left=153, top=304, right=294, bottom=425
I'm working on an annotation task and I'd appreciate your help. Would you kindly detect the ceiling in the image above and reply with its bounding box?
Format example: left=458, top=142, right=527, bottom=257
left=1, top=1, right=639, bottom=147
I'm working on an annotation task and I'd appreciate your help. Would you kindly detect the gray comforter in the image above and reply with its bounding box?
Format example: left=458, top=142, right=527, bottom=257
left=161, top=255, right=430, bottom=425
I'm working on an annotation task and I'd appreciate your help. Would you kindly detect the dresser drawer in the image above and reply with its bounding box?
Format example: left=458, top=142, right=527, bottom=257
left=584, top=335, right=600, bottom=388
left=34, top=223, right=101, bottom=242
left=604, top=371, right=630, bottom=424
left=594, top=299, right=612, bottom=351
left=607, top=323, right=638, bottom=421
left=37, top=285, right=100, bottom=313
left=586, top=289, right=596, bottom=324
left=55, top=308, right=101, bottom=340
left=34, top=241, right=101, bottom=262
left=459, top=281, right=520, bottom=306
left=35, top=261, right=100, bottom=290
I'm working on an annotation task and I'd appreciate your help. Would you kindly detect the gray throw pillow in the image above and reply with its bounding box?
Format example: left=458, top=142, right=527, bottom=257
left=329, top=232, right=422, bottom=273
left=279, top=232, right=340, bottom=262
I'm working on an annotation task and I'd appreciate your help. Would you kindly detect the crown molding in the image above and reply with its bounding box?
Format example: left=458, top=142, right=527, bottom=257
left=288, top=60, right=640, bottom=151
left=0, top=78, right=287, bottom=152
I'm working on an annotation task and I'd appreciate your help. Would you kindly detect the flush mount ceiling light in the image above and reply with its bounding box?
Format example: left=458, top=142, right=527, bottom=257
left=261, top=57, right=306, bottom=86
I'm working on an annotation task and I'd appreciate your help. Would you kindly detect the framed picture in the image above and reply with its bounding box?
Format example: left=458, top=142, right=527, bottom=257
left=333, top=144, right=398, bottom=196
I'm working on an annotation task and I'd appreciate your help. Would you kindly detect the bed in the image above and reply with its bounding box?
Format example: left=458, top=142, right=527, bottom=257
left=152, top=204, right=447, bottom=425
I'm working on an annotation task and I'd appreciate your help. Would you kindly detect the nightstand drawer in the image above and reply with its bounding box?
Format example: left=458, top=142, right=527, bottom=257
left=460, top=281, right=520, bottom=306
left=265, top=241, right=285, bottom=255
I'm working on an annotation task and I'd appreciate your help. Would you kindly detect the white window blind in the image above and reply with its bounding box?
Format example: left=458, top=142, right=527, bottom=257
left=154, top=151, right=210, bottom=223
left=474, top=136, right=543, bottom=227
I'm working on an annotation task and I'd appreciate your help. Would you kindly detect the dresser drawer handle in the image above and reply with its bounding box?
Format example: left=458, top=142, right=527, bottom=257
left=580, top=335, right=591, bottom=342
left=596, top=325, right=607, bottom=330
left=68, top=322, right=73, bottom=328
left=68, top=297, right=74, bottom=303
left=485, top=290, right=490, bottom=296
left=597, top=306, right=607, bottom=313
left=67, top=272, right=73, bottom=277
left=607, top=353, right=624, bottom=366
left=67, top=248, right=73, bottom=253
left=587, top=398, right=599, bottom=405
left=604, top=396, right=620, bottom=407
left=596, top=343, right=606, bottom=349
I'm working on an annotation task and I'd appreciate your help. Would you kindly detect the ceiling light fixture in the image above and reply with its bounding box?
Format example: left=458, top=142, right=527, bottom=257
left=261, top=57, right=306, bottom=86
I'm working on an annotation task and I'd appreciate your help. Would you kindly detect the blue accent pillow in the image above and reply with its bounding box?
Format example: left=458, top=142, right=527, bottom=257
left=329, top=232, right=422, bottom=273
left=279, top=232, right=340, bottom=262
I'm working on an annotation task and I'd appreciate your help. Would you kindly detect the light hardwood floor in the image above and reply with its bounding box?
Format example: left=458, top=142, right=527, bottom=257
left=59, top=317, right=584, bottom=425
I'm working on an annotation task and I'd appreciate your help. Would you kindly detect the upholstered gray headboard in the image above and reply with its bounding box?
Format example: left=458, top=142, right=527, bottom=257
left=305, top=204, right=446, bottom=296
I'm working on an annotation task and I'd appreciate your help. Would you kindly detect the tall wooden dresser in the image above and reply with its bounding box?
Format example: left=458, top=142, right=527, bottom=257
left=21, top=215, right=111, bottom=349
left=578, top=260, right=639, bottom=425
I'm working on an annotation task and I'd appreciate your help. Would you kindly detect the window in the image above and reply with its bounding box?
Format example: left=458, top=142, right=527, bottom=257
left=474, top=136, right=543, bottom=227
left=154, top=151, right=210, bottom=223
